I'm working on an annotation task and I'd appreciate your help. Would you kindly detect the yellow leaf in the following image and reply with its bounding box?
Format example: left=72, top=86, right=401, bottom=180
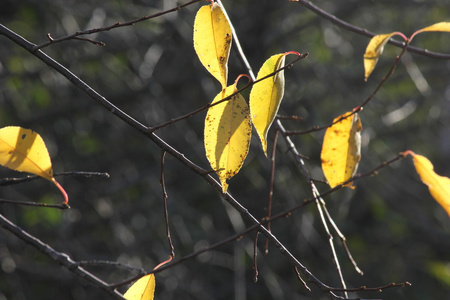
left=0, top=126, right=69, bottom=205
left=321, top=112, right=362, bottom=188
left=124, top=274, right=155, bottom=300
left=363, top=33, right=398, bottom=81
left=0, top=126, right=53, bottom=179
left=415, top=22, right=450, bottom=34
left=249, top=53, right=286, bottom=156
left=410, top=22, right=450, bottom=42
left=412, top=154, right=450, bottom=216
left=193, top=2, right=232, bottom=90
left=204, top=85, right=251, bottom=193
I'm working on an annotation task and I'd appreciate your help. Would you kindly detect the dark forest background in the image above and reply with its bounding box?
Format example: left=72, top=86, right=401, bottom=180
left=0, top=0, right=449, bottom=299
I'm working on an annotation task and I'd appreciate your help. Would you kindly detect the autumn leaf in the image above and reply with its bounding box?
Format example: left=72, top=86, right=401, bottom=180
left=0, top=126, right=69, bottom=205
left=204, top=84, right=251, bottom=193
left=124, top=274, right=155, bottom=300
left=193, top=2, right=232, bottom=90
left=250, top=52, right=296, bottom=156
left=411, top=22, right=450, bottom=38
left=405, top=151, right=450, bottom=216
left=321, top=112, right=362, bottom=188
left=364, top=22, right=450, bottom=81
left=363, top=32, right=406, bottom=81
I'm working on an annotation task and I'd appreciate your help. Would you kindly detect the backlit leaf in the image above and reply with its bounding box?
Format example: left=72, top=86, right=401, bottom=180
left=321, top=112, right=362, bottom=188
left=124, top=274, right=155, bottom=300
left=0, top=126, right=68, bottom=205
left=193, top=2, right=232, bottom=90
left=411, top=153, right=450, bottom=216
left=204, top=85, right=251, bottom=193
left=363, top=33, right=398, bottom=81
left=249, top=53, right=287, bottom=156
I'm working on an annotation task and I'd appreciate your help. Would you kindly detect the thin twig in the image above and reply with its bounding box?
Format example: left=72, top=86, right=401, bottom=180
left=277, top=114, right=303, bottom=121
left=0, top=198, right=69, bottom=209
left=328, top=281, right=412, bottom=293
left=78, top=260, right=145, bottom=272
left=34, top=0, right=204, bottom=50
left=253, top=231, right=260, bottom=283
left=264, top=129, right=279, bottom=255
left=0, top=171, right=110, bottom=186
left=160, top=150, right=175, bottom=261
left=322, top=204, right=363, bottom=275
left=73, top=36, right=105, bottom=46
left=294, top=266, right=311, bottom=292
left=313, top=188, right=348, bottom=298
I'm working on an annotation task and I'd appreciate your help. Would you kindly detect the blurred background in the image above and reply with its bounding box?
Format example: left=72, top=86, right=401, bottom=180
left=0, top=0, right=449, bottom=299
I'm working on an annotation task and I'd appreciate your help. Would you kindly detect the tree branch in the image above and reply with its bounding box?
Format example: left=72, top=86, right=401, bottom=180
left=0, top=171, right=109, bottom=186
left=291, top=0, right=450, bottom=59
left=34, top=0, right=203, bottom=49
left=0, top=213, right=125, bottom=299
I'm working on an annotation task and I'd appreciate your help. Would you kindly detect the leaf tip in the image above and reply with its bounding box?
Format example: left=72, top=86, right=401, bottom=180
left=260, top=139, right=268, bottom=157
left=221, top=179, right=229, bottom=194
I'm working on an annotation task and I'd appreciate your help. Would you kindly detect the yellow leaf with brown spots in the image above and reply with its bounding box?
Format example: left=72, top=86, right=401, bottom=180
left=204, top=85, right=251, bottom=193
left=321, top=112, right=362, bottom=188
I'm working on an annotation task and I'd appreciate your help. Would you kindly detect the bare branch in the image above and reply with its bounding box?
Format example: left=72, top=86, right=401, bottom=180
left=0, top=171, right=109, bottom=186
left=294, top=266, right=312, bottom=292
left=253, top=231, right=260, bottom=283
left=314, top=190, right=348, bottom=298
left=0, top=198, right=69, bottom=209
left=159, top=150, right=175, bottom=263
left=328, top=281, right=412, bottom=293
left=264, top=129, right=279, bottom=255
left=0, top=213, right=125, bottom=299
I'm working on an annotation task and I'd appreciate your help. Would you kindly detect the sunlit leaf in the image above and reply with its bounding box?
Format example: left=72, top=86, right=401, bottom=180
left=193, top=2, right=232, bottom=90
left=0, top=126, right=68, bottom=205
left=249, top=53, right=287, bottom=156
left=363, top=33, right=398, bottom=81
left=411, top=153, right=450, bottom=216
left=204, top=85, right=251, bottom=193
left=124, top=274, right=155, bottom=300
left=321, top=112, right=362, bottom=188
